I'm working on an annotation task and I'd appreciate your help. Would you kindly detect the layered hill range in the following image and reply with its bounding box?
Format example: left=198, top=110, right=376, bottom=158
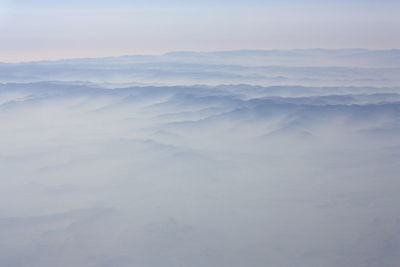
left=1, top=49, right=400, bottom=87
left=0, top=50, right=399, bottom=267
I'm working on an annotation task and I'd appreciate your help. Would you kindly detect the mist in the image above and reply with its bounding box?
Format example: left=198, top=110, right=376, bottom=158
left=0, top=50, right=400, bottom=266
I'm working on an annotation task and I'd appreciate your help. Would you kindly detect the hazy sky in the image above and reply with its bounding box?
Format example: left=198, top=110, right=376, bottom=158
left=0, top=0, right=399, bottom=62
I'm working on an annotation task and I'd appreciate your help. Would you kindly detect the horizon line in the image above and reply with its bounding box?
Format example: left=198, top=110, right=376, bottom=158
left=2, top=48, right=400, bottom=64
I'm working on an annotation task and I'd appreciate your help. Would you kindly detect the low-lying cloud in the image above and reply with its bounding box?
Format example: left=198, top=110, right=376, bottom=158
left=0, top=50, right=399, bottom=267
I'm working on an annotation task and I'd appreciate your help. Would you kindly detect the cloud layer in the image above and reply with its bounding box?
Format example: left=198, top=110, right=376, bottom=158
left=0, top=50, right=399, bottom=266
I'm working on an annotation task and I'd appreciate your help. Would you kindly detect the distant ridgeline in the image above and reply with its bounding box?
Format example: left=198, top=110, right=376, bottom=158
left=1, top=49, right=400, bottom=87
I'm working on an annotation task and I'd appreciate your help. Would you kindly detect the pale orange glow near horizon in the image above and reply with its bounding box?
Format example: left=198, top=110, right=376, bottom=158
left=1, top=0, right=399, bottom=63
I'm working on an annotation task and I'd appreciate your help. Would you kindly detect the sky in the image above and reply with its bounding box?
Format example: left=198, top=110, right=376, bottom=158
left=0, top=0, right=399, bottom=62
